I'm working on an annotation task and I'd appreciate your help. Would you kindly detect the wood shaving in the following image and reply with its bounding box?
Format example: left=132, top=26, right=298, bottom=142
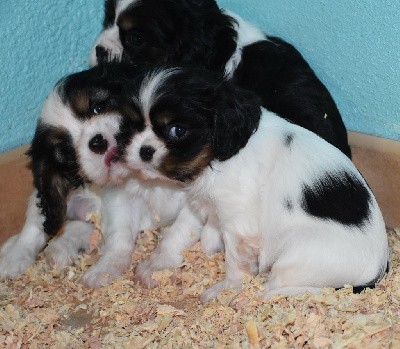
left=86, top=212, right=103, bottom=254
left=1, top=228, right=399, bottom=348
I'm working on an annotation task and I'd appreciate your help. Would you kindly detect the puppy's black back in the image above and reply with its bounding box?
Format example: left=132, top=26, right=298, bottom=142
left=233, top=37, right=351, bottom=157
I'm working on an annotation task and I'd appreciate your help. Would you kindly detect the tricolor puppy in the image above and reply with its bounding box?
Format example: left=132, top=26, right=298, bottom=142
left=91, top=0, right=351, bottom=157
left=0, top=64, right=134, bottom=280
left=121, top=67, right=389, bottom=300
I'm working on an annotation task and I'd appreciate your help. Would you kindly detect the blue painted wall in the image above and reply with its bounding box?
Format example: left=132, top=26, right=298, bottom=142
left=0, top=0, right=399, bottom=152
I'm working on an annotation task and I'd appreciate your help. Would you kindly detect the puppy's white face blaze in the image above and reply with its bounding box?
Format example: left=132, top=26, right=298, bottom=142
left=125, top=127, right=168, bottom=181
left=41, top=90, right=129, bottom=187
left=77, top=114, right=129, bottom=186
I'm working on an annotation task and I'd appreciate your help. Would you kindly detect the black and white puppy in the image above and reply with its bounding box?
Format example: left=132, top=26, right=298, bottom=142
left=120, top=67, right=389, bottom=300
left=90, top=0, right=351, bottom=157
left=0, top=64, right=133, bottom=280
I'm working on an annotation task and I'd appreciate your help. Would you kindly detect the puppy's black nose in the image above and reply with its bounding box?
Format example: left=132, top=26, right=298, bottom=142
left=139, top=145, right=156, bottom=162
left=89, top=134, right=109, bottom=154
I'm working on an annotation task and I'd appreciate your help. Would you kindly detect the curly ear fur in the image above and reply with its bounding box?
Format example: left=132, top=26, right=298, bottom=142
left=211, top=82, right=262, bottom=161
left=27, top=124, right=84, bottom=236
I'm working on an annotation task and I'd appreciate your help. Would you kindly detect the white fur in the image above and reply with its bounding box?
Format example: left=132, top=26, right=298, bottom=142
left=139, top=68, right=180, bottom=122
left=0, top=192, right=47, bottom=279
left=81, top=177, right=203, bottom=288
left=192, top=110, right=388, bottom=301
left=222, top=10, right=267, bottom=78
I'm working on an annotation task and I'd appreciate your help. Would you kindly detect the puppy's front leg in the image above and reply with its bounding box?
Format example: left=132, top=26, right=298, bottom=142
left=0, top=191, right=48, bottom=279
left=200, top=232, right=259, bottom=303
left=135, top=204, right=203, bottom=288
left=82, top=189, right=137, bottom=288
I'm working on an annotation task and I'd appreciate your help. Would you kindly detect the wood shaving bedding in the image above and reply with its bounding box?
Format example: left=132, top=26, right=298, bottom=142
left=1, top=228, right=399, bottom=348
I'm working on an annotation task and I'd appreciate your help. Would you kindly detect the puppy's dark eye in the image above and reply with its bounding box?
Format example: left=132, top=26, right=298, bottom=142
left=90, top=101, right=107, bottom=115
left=167, top=125, right=187, bottom=141
left=126, top=32, right=144, bottom=47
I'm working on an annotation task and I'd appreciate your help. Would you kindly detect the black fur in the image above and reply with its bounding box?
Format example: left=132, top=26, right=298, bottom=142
left=98, top=0, right=351, bottom=157
left=104, top=0, right=117, bottom=28
left=27, top=124, right=83, bottom=236
left=234, top=39, right=350, bottom=157
left=301, top=171, right=371, bottom=227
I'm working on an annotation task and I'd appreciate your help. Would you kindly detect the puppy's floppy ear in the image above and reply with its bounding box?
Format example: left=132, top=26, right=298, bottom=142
left=27, top=124, right=84, bottom=236
left=211, top=82, right=261, bottom=161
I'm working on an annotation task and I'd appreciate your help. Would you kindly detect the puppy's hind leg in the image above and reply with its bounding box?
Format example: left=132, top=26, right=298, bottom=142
left=0, top=191, right=48, bottom=279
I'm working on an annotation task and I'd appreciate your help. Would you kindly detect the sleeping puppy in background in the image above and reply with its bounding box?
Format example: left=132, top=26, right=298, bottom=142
left=90, top=0, right=351, bottom=158
left=119, top=67, right=389, bottom=300
left=0, top=63, right=209, bottom=288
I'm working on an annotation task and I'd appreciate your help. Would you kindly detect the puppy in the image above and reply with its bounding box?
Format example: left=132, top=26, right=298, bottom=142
left=91, top=0, right=351, bottom=157
left=120, top=67, right=389, bottom=301
left=0, top=64, right=133, bottom=280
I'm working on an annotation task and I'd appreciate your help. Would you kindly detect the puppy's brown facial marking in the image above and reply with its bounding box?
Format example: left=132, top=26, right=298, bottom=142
left=160, top=145, right=213, bottom=182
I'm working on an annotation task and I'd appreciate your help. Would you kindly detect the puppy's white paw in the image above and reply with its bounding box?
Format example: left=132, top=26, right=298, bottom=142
left=200, top=279, right=242, bottom=303
left=135, top=248, right=183, bottom=288
left=200, top=280, right=227, bottom=303
left=135, top=258, right=162, bottom=288
left=82, top=251, right=132, bottom=288
left=0, top=235, right=35, bottom=279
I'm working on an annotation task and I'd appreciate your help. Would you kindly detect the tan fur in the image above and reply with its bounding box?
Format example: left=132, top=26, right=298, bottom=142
left=160, top=145, right=213, bottom=182
left=237, top=236, right=260, bottom=275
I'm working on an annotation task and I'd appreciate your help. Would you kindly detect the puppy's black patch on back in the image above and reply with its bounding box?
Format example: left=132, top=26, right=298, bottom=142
left=301, top=171, right=371, bottom=227
left=234, top=39, right=351, bottom=158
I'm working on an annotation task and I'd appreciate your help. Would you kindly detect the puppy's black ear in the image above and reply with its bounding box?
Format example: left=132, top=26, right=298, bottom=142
left=27, top=124, right=84, bottom=236
left=212, top=83, right=261, bottom=161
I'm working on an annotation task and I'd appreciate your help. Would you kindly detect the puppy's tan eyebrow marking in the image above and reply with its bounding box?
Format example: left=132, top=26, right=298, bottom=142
left=116, top=0, right=140, bottom=23
left=154, top=111, right=175, bottom=127
left=118, top=14, right=137, bottom=31
left=71, top=92, right=89, bottom=116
